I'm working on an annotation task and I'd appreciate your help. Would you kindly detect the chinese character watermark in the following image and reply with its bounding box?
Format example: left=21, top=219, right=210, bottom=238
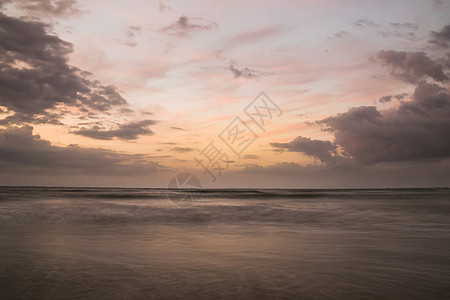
left=219, top=117, right=258, bottom=157
left=195, top=91, right=282, bottom=182
left=244, top=92, right=283, bottom=131
left=194, top=141, right=230, bottom=182
left=167, top=172, right=202, bottom=205
left=166, top=91, right=282, bottom=205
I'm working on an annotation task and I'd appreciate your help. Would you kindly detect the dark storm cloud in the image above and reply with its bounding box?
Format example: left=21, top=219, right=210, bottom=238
left=228, top=64, right=261, bottom=79
left=159, top=16, right=218, bottom=38
left=0, top=13, right=127, bottom=124
left=0, top=0, right=83, bottom=17
left=429, top=25, right=450, bottom=48
left=0, top=126, right=162, bottom=175
left=376, top=50, right=449, bottom=83
left=271, top=136, right=337, bottom=166
left=378, top=93, right=408, bottom=103
left=318, top=81, right=450, bottom=164
left=73, top=120, right=157, bottom=140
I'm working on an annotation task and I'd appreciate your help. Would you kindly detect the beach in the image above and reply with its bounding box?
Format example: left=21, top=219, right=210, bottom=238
left=1, top=187, right=449, bottom=299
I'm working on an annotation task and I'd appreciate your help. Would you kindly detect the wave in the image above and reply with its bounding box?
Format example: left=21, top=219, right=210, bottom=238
left=0, top=186, right=448, bottom=201
left=0, top=187, right=449, bottom=226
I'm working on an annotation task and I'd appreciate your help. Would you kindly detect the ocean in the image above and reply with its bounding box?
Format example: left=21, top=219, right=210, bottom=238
left=0, top=187, right=449, bottom=299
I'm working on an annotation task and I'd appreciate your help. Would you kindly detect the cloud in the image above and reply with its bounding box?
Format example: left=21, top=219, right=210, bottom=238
left=271, top=136, right=337, bottom=166
left=377, top=30, right=417, bottom=41
left=159, top=16, right=218, bottom=38
left=318, top=81, right=450, bottom=164
left=328, top=30, right=350, bottom=39
left=117, top=25, right=141, bottom=47
left=73, top=120, right=157, bottom=140
left=376, top=50, right=449, bottom=83
left=228, top=63, right=262, bottom=79
left=0, top=13, right=128, bottom=125
left=353, top=18, right=379, bottom=28
left=158, top=1, right=171, bottom=12
left=170, top=126, right=186, bottom=131
left=171, top=147, right=194, bottom=153
left=0, top=126, right=162, bottom=175
left=239, top=162, right=307, bottom=174
left=295, top=36, right=450, bottom=166
left=279, top=45, right=449, bottom=167
left=1, top=0, right=84, bottom=18
left=378, top=93, right=408, bottom=103
left=429, top=25, right=450, bottom=48
left=233, top=160, right=450, bottom=188
left=372, top=23, right=418, bottom=41
left=243, top=154, right=259, bottom=159
left=126, top=25, right=141, bottom=38
left=389, top=22, right=418, bottom=30
left=227, top=27, right=285, bottom=45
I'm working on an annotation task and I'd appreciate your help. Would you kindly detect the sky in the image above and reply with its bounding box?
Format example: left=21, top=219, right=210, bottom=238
left=0, top=0, right=449, bottom=188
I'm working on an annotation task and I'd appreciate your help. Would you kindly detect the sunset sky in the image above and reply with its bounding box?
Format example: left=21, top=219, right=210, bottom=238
left=0, top=0, right=449, bottom=188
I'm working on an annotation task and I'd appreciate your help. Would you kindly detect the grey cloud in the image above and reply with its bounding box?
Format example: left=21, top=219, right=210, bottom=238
left=1, top=0, right=84, bottom=17
left=73, top=120, right=157, bottom=140
left=271, top=136, right=337, bottom=166
left=0, top=126, right=162, bottom=175
left=379, top=93, right=408, bottom=103
left=234, top=160, right=450, bottom=188
left=158, top=1, right=170, bottom=12
left=429, top=25, right=450, bottom=48
left=0, top=13, right=128, bottom=124
left=354, top=18, right=379, bottom=28
left=229, top=63, right=261, bottom=79
left=243, top=154, right=259, bottom=159
left=378, top=95, right=392, bottom=104
left=126, top=26, right=141, bottom=38
left=159, top=16, right=218, bottom=38
left=389, top=22, right=418, bottom=30
left=239, top=162, right=308, bottom=175
left=228, top=27, right=285, bottom=45
left=118, top=107, right=134, bottom=114
left=319, top=81, right=450, bottom=164
left=118, top=25, right=141, bottom=47
left=172, top=147, right=194, bottom=153
left=377, top=30, right=417, bottom=41
left=328, top=30, right=350, bottom=39
left=376, top=50, right=449, bottom=83
left=170, top=126, right=186, bottom=131
left=0, top=111, right=63, bottom=125
left=279, top=80, right=450, bottom=166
